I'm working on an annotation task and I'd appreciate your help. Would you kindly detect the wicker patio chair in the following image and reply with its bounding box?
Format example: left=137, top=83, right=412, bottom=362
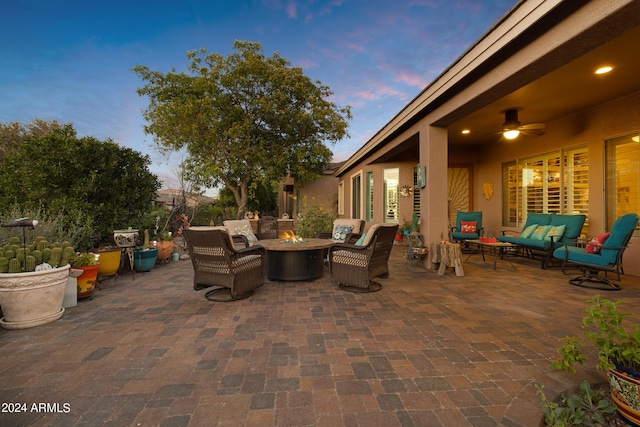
left=329, top=223, right=398, bottom=293
left=183, top=227, right=266, bottom=301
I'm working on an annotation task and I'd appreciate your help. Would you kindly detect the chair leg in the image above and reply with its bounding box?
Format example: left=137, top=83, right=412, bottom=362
left=568, top=268, right=621, bottom=291
left=204, top=287, right=254, bottom=301
left=338, top=281, right=382, bottom=293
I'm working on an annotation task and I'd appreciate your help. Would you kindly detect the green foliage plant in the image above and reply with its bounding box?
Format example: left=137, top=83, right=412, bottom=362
left=552, top=295, right=640, bottom=374
left=536, top=380, right=616, bottom=426
left=0, top=121, right=160, bottom=245
left=296, top=197, right=334, bottom=238
left=70, top=252, right=98, bottom=267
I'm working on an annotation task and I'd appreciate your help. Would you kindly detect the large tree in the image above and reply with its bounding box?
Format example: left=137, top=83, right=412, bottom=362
left=0, top=122, right=161, bottom=243
left=133, top=40, right=351, bottom=219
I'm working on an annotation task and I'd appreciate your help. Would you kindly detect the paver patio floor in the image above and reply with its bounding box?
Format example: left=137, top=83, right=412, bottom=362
left=1, top=244, right=639, bottom=426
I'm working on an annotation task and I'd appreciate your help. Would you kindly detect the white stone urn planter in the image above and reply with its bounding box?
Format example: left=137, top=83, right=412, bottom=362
left=0, top=264, right=70, bottom=330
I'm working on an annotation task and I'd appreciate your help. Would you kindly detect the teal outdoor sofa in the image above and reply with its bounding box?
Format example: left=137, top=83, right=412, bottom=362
left=498, top=213, right=586, bottom=268
left=552, top=213, right=638, bottom=290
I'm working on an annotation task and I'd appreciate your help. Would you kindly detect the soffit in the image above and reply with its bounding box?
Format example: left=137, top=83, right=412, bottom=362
left=447, top=24, right=640, bottom=147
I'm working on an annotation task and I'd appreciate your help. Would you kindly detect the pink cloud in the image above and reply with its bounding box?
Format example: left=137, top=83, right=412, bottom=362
left=286, top=0, right=297, bottom=18
left=393, top=72, right=428, bottom=88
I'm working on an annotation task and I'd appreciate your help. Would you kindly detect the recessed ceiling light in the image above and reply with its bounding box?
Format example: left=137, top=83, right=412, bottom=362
left=461, top=129, right=470, bottom=134
left=595, top=66, right=613, bottom=74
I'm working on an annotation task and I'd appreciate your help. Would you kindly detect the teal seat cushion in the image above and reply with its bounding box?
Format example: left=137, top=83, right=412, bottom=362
left=550, top=214, right=585, bottom=242
left=553, top=245, right=611, bottom=267
left=451, top=231, right=479, bottom=240
left=497, top=235, right=519, bottom=244
left=521, top=238, right=551, bottom=250
left=600, top=213, right=639, bottom=263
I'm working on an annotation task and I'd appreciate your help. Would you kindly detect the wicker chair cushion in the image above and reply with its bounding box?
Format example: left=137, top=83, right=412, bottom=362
left=331, top=249, right=368, bottom=268
left=361, top=224, right=382, bottom=246
left=234, top=225, right=258, bottom=245
left=332, top=225, right=354, bottom=241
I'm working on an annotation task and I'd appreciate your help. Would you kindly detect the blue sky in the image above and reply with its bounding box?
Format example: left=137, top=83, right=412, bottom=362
left=1, top=0, right=516, bottom=191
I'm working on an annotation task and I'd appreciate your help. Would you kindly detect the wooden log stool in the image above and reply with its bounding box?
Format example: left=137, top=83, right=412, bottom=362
left=429, top=241, right=464, bottom=276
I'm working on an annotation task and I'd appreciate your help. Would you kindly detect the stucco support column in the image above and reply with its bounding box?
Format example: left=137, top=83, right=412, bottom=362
left=418, top=124, right=449, bottom=267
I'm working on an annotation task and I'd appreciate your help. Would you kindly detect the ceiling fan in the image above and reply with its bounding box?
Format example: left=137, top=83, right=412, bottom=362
left=501, top=108, right=545, bottom=139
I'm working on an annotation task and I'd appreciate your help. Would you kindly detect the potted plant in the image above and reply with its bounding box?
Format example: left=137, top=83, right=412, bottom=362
left=395, top=219, right=412, bottom=242
left=70, top=252, right=100, bottom=299
left=94, top=246, right=121, bottom=279
left=155, top=230, right=174, bottom=262
left=552, top=295, right=640, bottom=425
left=133, top=229, right=158, bottom=272
left=0, top=220, right=76, bottom=329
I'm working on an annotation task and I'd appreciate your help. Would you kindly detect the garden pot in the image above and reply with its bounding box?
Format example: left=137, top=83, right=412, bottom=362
left=74, top=264, right=101, bottom=299
left=0, top=264, right=70, bottom=329
left=155, top=241, right=174, bottom=261
left=609, top=367, right=640, bottom=425
left=95, top=248, right=121, bottom=277
left=113, top=229, right=139, bottom=248
left=133, top=248, right=158, bottom=272
left=172, top=252, right=180, bottom=262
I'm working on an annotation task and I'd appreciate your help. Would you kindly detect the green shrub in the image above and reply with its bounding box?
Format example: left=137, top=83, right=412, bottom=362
left=296, top=200, right=334, bottom=238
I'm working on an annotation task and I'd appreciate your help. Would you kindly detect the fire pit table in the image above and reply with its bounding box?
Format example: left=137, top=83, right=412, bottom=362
left=257, top=238, right=334, bottom=281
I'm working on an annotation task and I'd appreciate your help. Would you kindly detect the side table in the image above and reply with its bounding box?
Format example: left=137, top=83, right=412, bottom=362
left=430, top=242, right=464, bottom=276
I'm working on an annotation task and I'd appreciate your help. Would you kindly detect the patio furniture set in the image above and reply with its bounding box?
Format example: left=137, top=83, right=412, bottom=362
left=447, top=210, right=638, bottom=290
left=182, top=219, right=399, bottom=301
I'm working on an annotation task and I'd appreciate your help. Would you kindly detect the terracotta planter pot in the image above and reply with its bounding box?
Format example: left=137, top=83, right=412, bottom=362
left=0, top=264, right=70, bottom=329
left=74, top=264, right=101, bottom=299
left=609, top=367, right=640, bottom=425
left=95, top=249, right=121, bottom=276
left=155, top=241, right=174, bottom=260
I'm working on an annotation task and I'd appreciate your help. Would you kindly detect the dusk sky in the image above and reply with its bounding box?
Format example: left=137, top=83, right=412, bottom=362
left=1, top=0, right=516, bottom=191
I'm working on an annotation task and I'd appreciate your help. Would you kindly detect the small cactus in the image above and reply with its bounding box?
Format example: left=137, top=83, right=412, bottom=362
left=32, top=250, right=43, bottom=265
left=143, top=229, right=150, bottom=250
left=36, top=240, right=47, bottom=252
left=8, top=258, right=21, bottom=273
left=8, top=236, right=21, bottom=245
left=42, top=248, right=52, bottom=263
left=16, top=248, right=26, bottom=263
left=0, top=257, right=8, bottom=273
left=49, top=247, right=62, bottom=267
left=24, top=255, right=36, bottom=272
left=59, top=246, right=76, bottom=266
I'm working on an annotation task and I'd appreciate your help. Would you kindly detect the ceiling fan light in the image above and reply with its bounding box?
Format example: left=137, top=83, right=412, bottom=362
left=503, top=130, right=520, bottom=139
left=595, top=66, right=612, bottom=75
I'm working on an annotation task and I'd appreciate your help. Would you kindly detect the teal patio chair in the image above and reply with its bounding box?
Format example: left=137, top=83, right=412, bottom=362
left=450, top=211, right=483, bottom=251
left=552, top=213, right=639, bottom=290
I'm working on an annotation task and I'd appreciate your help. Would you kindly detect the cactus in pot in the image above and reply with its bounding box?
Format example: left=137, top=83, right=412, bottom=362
left=0, top=218, right=76, bottom=329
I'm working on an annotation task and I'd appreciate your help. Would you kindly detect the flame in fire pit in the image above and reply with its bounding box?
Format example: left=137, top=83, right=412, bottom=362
left=279, top=230, right=304, bottom=243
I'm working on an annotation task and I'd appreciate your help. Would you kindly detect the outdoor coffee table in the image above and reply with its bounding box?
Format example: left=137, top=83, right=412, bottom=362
left=465, top=239, right=519, bottom=270
left=257, top=238, right=334, bottom=281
